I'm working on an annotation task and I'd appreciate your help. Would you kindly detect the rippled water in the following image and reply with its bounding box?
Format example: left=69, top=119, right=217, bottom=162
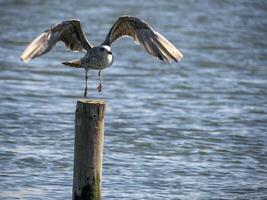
left=0, top=0, right=267, bottom=199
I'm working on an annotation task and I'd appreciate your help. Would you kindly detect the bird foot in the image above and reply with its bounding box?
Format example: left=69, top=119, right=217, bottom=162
left=97, top=83, right=103, bottom=92
left=84, top=88, right=88, bottom=97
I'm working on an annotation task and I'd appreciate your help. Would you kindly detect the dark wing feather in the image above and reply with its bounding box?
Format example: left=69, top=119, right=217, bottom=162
left=20, top=20, right=92, bottom=62
left=102, top=16, right=183, bottom=62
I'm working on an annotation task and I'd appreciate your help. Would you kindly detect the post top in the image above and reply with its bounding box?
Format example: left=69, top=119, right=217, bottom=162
left=77, top=99, right=105, bottom=105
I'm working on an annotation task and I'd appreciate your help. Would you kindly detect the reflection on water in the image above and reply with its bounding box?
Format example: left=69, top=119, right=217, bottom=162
left=0, top=0, right=267, bottom=199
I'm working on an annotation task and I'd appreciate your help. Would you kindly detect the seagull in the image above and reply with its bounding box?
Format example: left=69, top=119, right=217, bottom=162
left=20, top=16, right=183, bottom=97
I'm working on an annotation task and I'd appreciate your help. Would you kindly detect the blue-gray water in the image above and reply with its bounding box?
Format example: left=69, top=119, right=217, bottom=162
left=0, top=0, right=267, bottom=199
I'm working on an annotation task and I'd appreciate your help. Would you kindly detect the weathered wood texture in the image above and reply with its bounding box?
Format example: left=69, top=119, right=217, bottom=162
left=73, top=99, right=106, bottom=200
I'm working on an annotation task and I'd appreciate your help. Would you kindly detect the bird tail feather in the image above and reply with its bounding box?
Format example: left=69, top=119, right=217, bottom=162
left=62, top=59, right=82, bottom=68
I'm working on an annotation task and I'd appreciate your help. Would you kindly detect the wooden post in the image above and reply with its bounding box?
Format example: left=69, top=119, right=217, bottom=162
left=73, top=99, right=106, bottom=200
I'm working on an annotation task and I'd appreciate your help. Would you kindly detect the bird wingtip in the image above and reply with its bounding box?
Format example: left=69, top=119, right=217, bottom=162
left=20, top=56, right=26, bottom=62
left=176, top=51, right=184, bottom=62
left=20, top=54, right=30, bottom=63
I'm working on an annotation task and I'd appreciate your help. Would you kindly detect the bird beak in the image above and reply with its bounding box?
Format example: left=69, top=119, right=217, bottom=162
left=107, top=51, right=112, bottom=55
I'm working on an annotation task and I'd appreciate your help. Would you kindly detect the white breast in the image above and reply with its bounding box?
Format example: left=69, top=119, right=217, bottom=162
left=107, top=54, right=113, bottom=66
left=90, top=53, right=113, bottom=70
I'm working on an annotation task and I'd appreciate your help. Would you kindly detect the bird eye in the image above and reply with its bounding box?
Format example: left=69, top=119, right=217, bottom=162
left=100, top=47, right=105, bottom=51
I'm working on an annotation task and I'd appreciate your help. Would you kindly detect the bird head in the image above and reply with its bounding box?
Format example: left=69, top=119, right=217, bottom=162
left=98, top=45, right=112, bottom=56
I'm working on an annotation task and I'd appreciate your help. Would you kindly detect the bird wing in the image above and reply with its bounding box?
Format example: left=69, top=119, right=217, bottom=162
left=102, top=16, right=183, bottom=62
left=20, top=20, right=92, bottom=62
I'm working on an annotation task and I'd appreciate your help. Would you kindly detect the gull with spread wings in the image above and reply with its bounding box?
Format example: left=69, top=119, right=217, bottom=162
left=20, top=16, right=183, bottom=97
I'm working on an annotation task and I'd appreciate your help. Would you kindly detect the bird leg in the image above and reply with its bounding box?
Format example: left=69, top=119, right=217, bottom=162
left=84, top=68, right=89, bottom=97
left=97, top=70, right=103, bottom=92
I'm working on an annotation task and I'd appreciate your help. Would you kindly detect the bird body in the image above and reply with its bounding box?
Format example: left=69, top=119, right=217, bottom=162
left=81, top=46, right=113, bottom=70
left=20, top=16, right=183, bottom=97
left=62, top=46, right=113, bottom=70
